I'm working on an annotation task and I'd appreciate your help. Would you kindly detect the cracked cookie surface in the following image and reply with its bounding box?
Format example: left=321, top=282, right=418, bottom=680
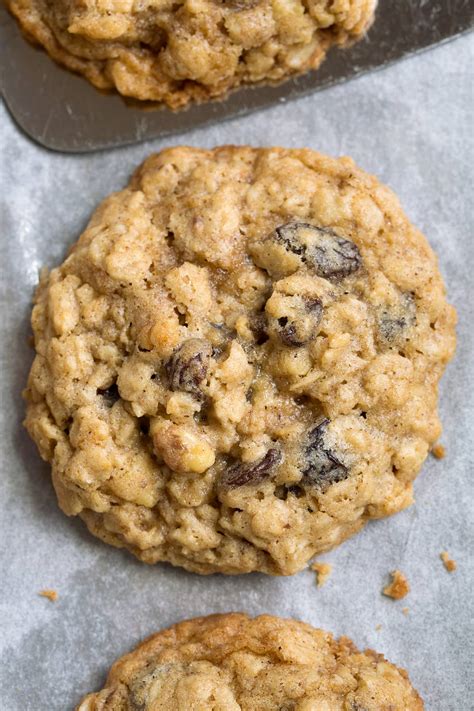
left=24, top=146, right=456, bottom=575
left=7, top=0, right=375, bottom=107
left=76, top=613, right=424, bottom=710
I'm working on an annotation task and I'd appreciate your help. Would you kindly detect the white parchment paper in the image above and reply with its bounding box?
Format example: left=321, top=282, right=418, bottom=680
left=0, top=34, right=473, bottom=711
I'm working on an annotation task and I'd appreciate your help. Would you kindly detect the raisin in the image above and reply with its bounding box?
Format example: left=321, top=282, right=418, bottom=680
left=271, top=296, right=323, bottom=347
left=378, top=292, right=416, bottom=343
left=274, top=485, right=288, bottom=500
left=274, top=484, right=305, bottom=499
left=220, top=448, right=282, bottom=488
left=306, top=228, right=361, bottom=280
left=250, top=312, right=269, bottom=345
left=303, top=419, right=348, bottom=489
left=274, top=222, right=362, bottom=280
left=97, top=382, right=120, bottom=407
left=274, top=222, right=306, bottom=256
left=166, top=338, right=212, bottom=396
left=286, top=484, right=305, bottom=498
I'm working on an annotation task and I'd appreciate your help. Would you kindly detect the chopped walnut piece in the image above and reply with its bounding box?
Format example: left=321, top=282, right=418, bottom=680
left=383, top=570, right=410, bottom=600
left=150, top=419, right=215, bottom=474
left=39, top=589, right=58, bottom=602
left=311, top=562, right=332, bottom=587
left=440, top=551, right=457, bottom=572
left=432, top=443, right=446, bottom=459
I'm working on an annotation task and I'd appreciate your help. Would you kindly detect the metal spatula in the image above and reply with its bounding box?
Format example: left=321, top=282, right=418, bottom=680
left=1, top=0, right=472, bottom=153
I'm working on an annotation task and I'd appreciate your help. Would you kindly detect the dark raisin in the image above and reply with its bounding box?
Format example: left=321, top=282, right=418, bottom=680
left=165, top=338, right=212, bottom=397
left=97, top=382, right=120, bottom=407
left=220, top=448, right=282, bottom=488
left=250, top=312, right=269, bottom=345
left=378, top=292, right=416, bottom=343
left=274, top=483, right=305, bottom=500
left=271, top=295, right=323, bottom=347
left=274, top=485, right=288, bottom=500
left=305, top=228, right=361, bottom=280
left=274, top=222, right=307, bottom=256
left=303, top=419, right=348, bottom=489
left=286, top=484, right=305, bottom=498
left=274, top=222, right=362, bottom=280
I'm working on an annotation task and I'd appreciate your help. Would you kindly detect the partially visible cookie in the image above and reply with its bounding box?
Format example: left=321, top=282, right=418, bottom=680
left=76, top=613, right=424, bottom=710
left=7, top=0, right=375, bottom=107
left=24, top=146, right=456, bottom=575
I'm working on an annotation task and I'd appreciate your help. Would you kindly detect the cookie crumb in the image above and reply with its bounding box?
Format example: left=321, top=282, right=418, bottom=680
left=432, top=443, right=445, bottom=459
left=38, top=589, right=58, bottom=602
left=383, top=570, right=410, bottom=600
left=440, top=551, right=457, bottom=572
left=375, top=624, right=382, bottom=631
left=311, top=562, right=332, bottom=587
left=402, top=607, right=409, bottom=616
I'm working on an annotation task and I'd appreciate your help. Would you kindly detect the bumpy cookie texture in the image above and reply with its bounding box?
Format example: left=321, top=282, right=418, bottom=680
left=24, top=146, right=456, bottom=575
left=76, top=613, right=424, bottom=710
left=7, top=0, right=375, bottom=107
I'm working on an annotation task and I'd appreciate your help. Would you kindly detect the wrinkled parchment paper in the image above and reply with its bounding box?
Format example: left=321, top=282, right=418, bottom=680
left=1, top=33, right=472, bottom=711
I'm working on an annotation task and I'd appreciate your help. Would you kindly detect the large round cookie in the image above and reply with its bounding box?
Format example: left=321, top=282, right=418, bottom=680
left=24, top=146, right=456, bottom=575
left=7, top=0, right=375, bottom=107
left=76, top=613, right=424, bottom=710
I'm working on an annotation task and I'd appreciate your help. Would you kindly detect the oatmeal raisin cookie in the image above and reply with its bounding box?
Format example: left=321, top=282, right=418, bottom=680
left=24, top=146, right=456, bottom=575
left=7, top=0, right=376, bottom=107
left=76, top=613, right=424, bottom=710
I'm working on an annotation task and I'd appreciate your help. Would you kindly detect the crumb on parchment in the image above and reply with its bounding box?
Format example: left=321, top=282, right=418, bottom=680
left=440, top=551, right=457, bottom=572
left=402, top=607, right=409, bottom=616
left=432, top=443, right=445, bottom=459
left=39, top=589, right=58, bottom=602
left=375, top=624, right=382, bottom=631
left=383, top=570, right=410, bottom=600
left=311, top=562, right=332, bottom=587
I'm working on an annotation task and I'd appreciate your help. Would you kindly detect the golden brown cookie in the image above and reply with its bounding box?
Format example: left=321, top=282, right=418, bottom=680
left=7, top=0, right=375, bottom=107
left=24, top=146, right=456, bottom=575
left=76, top=613, right=424, bottom=710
